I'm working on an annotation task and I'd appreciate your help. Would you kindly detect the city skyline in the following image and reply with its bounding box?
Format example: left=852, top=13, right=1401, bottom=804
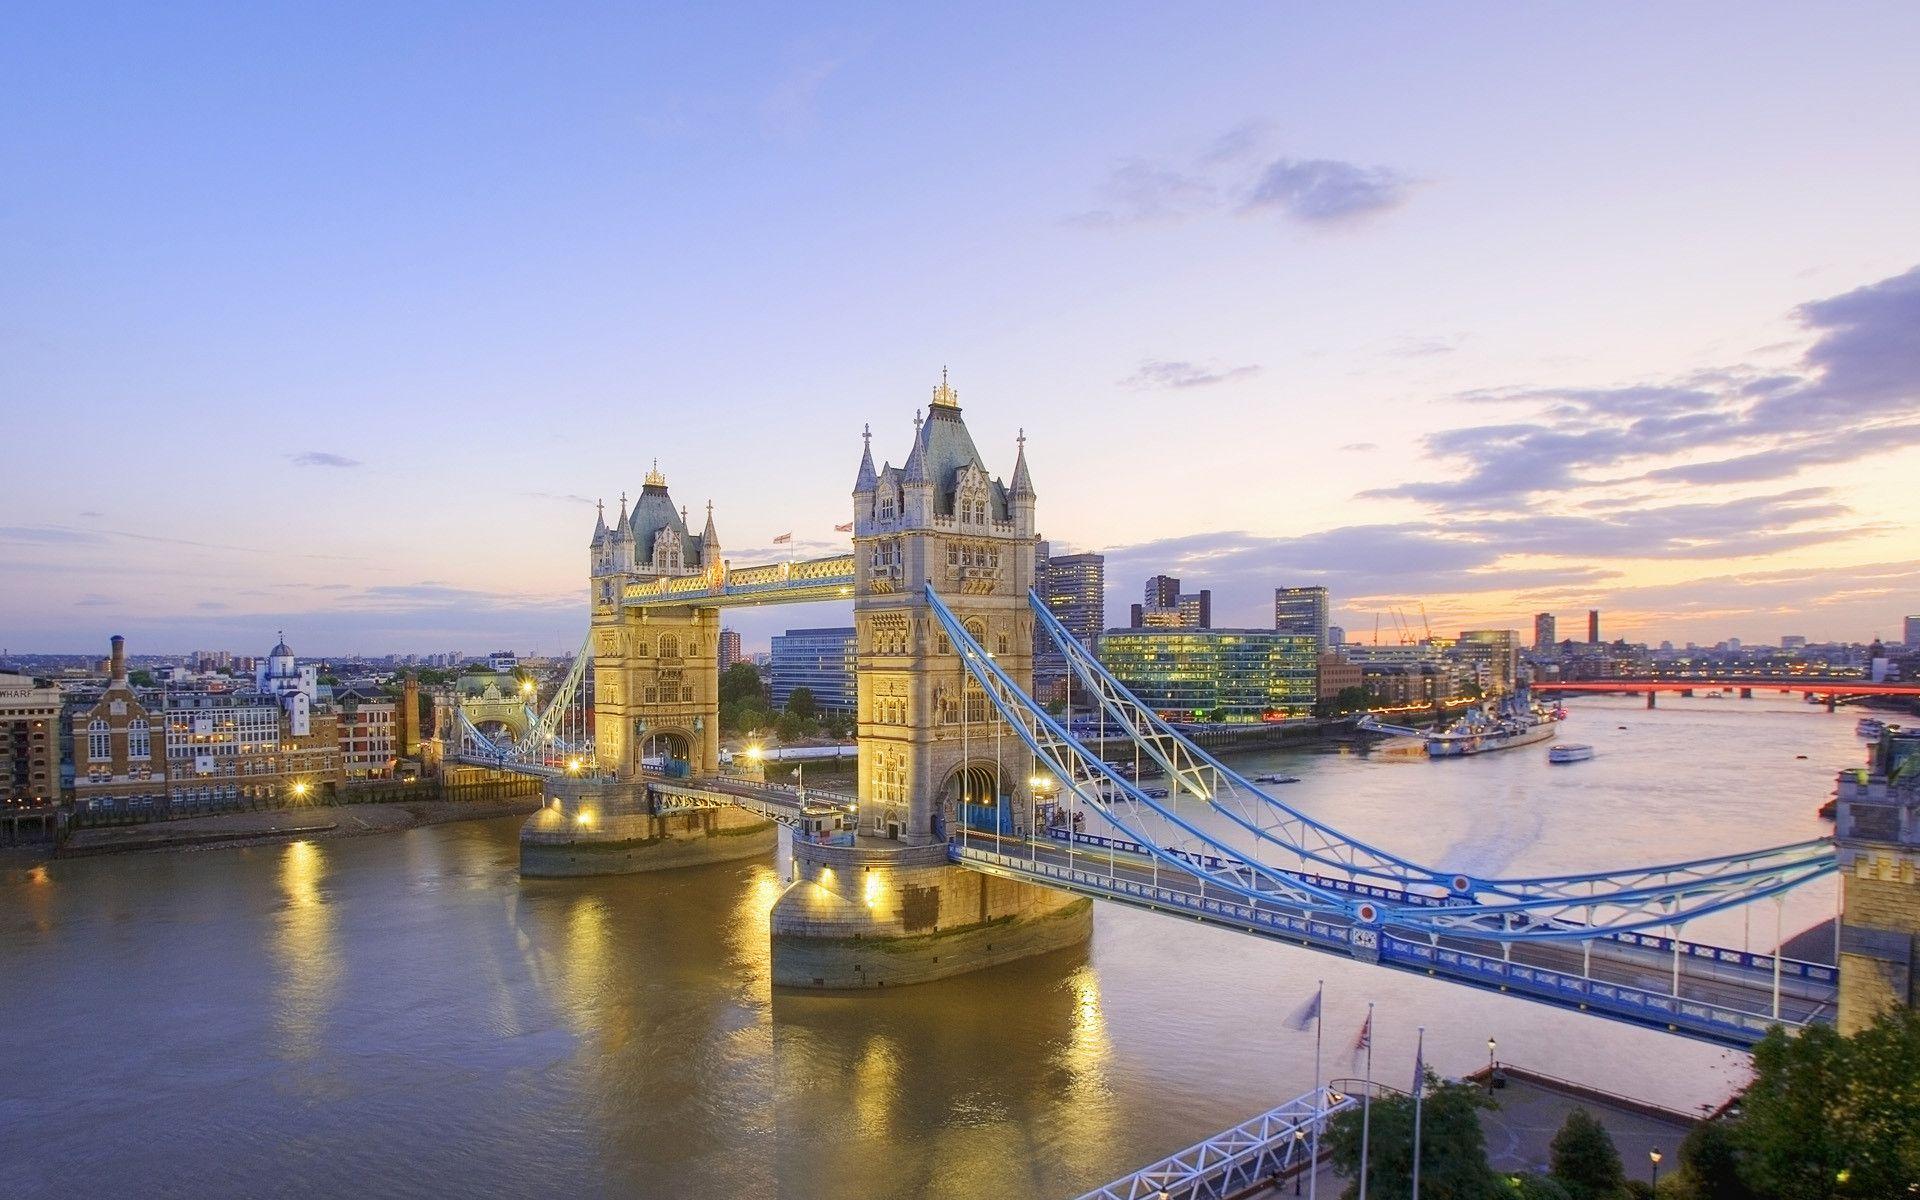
left=5, top=6, right=1919, bottom=653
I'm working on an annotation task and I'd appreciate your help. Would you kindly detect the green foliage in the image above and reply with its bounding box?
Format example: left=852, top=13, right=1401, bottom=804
left=1738, top=1008, right=1920, bottom=1199
left=1505, top=1176, right=1574, bottom=1200
left=719, top=662, right=765, bottom=706
left=1661, top=1120, right=1755, bottom=1200
left=127, top=668, right=157, bottom=688
left=784, top=686, right=817, bottom=720
left=1315, top=685, right=1373, bottom=718
left=775, top=711, right=806, bottom=742
left=1549, top=1108, right=1626, bottom=1200
left=1327, top=1073, right=1503, bottom=1200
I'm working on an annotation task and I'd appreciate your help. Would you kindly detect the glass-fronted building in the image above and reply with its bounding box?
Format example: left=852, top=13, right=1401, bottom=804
left=769, top=627, right=857, bottom=711
left=1097, top=629, right=1319, bottom=721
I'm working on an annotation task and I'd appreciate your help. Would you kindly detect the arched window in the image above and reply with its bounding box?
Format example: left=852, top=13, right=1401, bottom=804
left=128, top=719, right=150, bottom=759
left=88, top=718, right=110, bottom=762
left=658, top=634, right=681, bottom=660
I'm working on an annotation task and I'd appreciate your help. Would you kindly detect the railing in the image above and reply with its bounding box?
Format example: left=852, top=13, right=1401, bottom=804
left=957, top=841, right=1807, bottom=1047
left=1073, top=1085, right=1355, bottom=1200
left=1039, top=828, right=1836, bottom=983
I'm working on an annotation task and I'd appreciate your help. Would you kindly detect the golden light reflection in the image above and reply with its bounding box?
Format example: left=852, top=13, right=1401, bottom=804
left=728, top=865, right=782, bottom=989
left=852, top=1033, right=902, bottom=1139
left=1055, top=963, right=1119, bottom=1168
left=273, top=839, right=339, bottom=1071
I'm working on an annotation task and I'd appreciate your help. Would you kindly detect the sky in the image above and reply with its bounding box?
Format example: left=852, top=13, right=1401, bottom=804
left=4, top=3, right=1918, bottom=657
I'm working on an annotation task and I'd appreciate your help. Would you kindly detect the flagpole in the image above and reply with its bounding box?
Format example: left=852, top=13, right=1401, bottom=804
left=1358, top=1002, right=1373, bottom=1200
left=1309, top=979, right=1324, bottom=1200
left=1410, top=1026, right=1425, bottom=1200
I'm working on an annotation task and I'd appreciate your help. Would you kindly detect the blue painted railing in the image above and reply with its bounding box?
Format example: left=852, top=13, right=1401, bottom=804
left=957, top=842, right=1791, bottom=1046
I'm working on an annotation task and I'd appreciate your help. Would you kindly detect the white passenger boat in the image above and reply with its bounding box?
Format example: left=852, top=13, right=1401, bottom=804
left=1548, top=743, right=1595, bottom=764
left=1857, top=717, right=1887, bottom=738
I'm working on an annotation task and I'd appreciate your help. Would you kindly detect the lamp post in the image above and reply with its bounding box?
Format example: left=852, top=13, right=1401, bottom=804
left=1486, top=1037, right=1497, bottom=1092
left=1649, top=1148, right=1662, bottom=1192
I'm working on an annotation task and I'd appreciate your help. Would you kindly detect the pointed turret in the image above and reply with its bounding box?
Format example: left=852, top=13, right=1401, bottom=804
left=611, top=491, right=635, bottom=571
left=853, top=423, right=877, bottom=493
left=1009, top=428, right=1035, bottom=498
left=702, top=499, right=721, bottom=550
left=591, top=498, right=609, bottom=547
left=903, top=409, right=928, bottom=484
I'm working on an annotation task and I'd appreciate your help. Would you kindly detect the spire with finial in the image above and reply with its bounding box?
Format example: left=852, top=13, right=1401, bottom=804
left=616, top=491, right=631, bottom=533
left=904, top=409, right=928, bottom=483
left=1009, top=426, right=1035, bottom=498
left=591, top=497, right=609, bottom=545
left=853, top=421, right=878, bottom=492
left=702, top=499, right=720, bottom=547
left=644, top=459, right=666, bottom=488
left=931, top=365, right=959, bottom=409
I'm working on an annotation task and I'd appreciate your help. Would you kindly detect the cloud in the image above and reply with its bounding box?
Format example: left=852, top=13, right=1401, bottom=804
left=0, top=525, right=108, bottom=545
left=1370, top=264, right=1920, bottom=510
left=1244, top=158, right=1412, bottom=224
left=74, top=594, right=115, bottom=607
left=1072, top=121, right=1415, bottom=230
left=290, top=451, right=361, bottom=468
left=1121, top=360, right=1262, bottom=390
left=78, top=510, right=103, bottom=518
left=1341, top=442, right=1379, bottom=453
left=521, top=491, right=596, bottom=507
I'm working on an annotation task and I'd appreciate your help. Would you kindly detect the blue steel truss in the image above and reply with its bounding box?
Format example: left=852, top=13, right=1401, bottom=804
left=929, top=584, right=1835, bottom=945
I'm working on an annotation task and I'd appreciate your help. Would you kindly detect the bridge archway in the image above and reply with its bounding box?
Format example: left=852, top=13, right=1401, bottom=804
left=941, top=761, right=1004, bottom=836
left=640, top=728, right=695, bottom=778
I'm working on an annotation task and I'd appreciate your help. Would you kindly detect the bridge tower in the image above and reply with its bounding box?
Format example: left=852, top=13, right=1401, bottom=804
left=588, top=465, right=724, bottom=779
left=1834, top=732, right=1920, bottom=1032
left=850, top=372, right=1040, bottom=843
left=770, top=375, right=1092, bottom=987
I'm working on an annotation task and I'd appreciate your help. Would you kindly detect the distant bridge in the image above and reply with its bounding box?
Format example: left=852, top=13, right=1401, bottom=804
left=1542, top=678, right=1918, bottom=697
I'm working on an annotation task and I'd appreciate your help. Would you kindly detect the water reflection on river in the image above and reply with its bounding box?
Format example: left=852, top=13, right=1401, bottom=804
left=0, top=696, right=1864, bottom=1198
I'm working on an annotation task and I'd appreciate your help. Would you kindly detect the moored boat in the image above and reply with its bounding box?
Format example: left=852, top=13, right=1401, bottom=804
left=1425, top=687, right=1563, bottom=759
left=1857, top=717, right=1887, bottom=738
left=1548, top=743, right=1594, bottom=764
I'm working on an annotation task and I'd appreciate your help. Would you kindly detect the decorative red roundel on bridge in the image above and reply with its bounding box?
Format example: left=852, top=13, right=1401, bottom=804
left=1452, top=875, right=1470, bottom=893
left=1357, top=903, right=1378, bottom=923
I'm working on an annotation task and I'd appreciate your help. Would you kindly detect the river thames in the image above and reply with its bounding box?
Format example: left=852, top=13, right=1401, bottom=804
left=0, top=695, right=1860, bottom=1199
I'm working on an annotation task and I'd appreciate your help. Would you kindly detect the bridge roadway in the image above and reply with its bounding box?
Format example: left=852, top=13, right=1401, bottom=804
left=571, top=776, right=1833, bottom=1045
left=1543, top=678, right=1920, bottom=697
left=952, top=830, right=1830, bottom=1047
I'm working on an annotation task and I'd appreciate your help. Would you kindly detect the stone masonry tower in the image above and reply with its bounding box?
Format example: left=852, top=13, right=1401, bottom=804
left=850, top=372, right=1039, bottom=843
left=588, top=464, right=724, bottom=779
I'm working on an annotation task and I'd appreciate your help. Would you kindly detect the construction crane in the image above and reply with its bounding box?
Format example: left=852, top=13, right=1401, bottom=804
left=1419, top=602, right=1433, bottom=642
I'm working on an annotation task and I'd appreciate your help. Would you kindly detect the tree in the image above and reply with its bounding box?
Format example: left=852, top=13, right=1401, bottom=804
left=1327, top=1073, right=1503, bottom=1200
left=1549, top=1108, right=1626, bottom=1200
left=1508, top=1178, right=1574, bottom=1200
left=1738, top=1009, right=1920, bottom=1199
left=720, top=662, right=766, bottom=706
left=128, top=668, right=157, bottom=688
left=775, top=711, right=806, bottom=742
left=1663, top=1120, right=1755, bottom=1200
left=785, top=686, right=817, bottom=720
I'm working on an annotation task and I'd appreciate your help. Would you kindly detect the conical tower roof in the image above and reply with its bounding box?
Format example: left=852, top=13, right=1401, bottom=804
left=1009, top=428, right=1035, bottom=498
left=854, top=423, right=878, bottom=492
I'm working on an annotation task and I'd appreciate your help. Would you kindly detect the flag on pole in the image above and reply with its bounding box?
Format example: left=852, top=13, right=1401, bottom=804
left=772, top=532, right=792, bottom=544
left=1351, top=1011, right=1373, bottom=1063
left=834, top=521, right=854, bottom=532
left=1411, top=1027, right=1425, bottom=1095
left=1283, top=988, right=1322, bottom=1032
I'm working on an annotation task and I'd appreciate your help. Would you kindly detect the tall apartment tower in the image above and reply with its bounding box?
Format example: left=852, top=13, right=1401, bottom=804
left=850, top=376, right=1038, bottom=843
left=717, top=628, right=743, bottom=672
left=1534, top=612, right=1557, bottom=652
left=1144, top=574, right=1181, bottom=611
left=1275, top=586, right=1330, bottom=644
left=1587, top=609, right=1601, bottom=644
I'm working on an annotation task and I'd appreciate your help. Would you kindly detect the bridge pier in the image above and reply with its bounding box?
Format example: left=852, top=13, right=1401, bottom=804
left=769, top=838, right=1091, bottom=988
left=1741, top=688, right=1753, bottom=699
left=1646, top=691, right=1657, bottom=709
left=1834, top=737, right=1920, bottom=1032
left=520, top=776, right=775, bottom=877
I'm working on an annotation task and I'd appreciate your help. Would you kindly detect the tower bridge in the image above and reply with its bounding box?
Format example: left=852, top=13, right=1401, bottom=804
left=475, top=373, right=1897, bottom=1048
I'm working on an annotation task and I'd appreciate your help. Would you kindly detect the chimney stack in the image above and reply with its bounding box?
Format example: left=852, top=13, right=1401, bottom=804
left=109, top=634, right=127, bottom=683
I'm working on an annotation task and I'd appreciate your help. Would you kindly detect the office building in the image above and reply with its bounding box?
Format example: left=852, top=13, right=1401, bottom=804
left=1906, top=615, right=1920, bottom=649
left=1326, top=625, right=1345, bottom=647
left=1587, top=610, right=1601, bottom=644
left=1316, top=652, right=1363, bottom=701
left=332, top=682, right=400, bottom=781
left=769, top=627, right=857, bottom=711
left=1456, top=629, right=1520, bottom=694
left=1130, top=585, right=1212, bottom=630
left=1275, top=587, right=1330, bottom=644
left=0, top=672, right=60, bottom=809
left=717, top=628, right=744, bottom=671
left=1533, top=612, right=1556, bottom=652
left=1781, top=635, right=1808, bottom=651
left=1144, top=574, right=1181, bottom=611
left=1098, top=629, right=1319, bottom=721
left=1042, top=552, right=1107, bottom=647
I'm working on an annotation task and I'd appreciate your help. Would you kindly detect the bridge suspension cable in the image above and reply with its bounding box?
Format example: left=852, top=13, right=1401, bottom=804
left=932, top=584, right=1832, bottom=943
left=1029, top=589, right=1834, bottom=914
